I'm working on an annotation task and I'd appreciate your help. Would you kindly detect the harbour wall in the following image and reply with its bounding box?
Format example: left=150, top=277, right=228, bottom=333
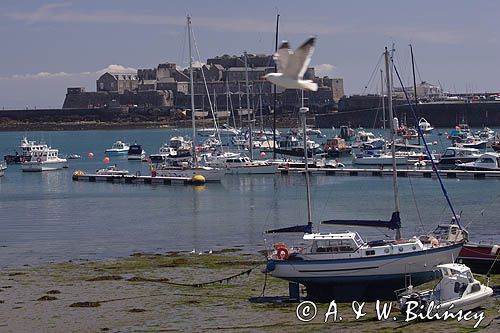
left=315, top=101, right=500, bottom=128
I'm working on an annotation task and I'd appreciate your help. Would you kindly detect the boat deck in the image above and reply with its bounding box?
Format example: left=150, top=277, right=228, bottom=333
left=279, top=167, right=500, bottom=179
left=72, top=173, right=205, bottom=185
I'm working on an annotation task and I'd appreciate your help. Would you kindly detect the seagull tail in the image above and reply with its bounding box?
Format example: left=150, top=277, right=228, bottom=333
left=302, top=81, right=318, bottom=92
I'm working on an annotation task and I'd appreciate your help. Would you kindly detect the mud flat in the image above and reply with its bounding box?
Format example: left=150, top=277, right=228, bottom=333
left=0, top=251, right=498, bottom=332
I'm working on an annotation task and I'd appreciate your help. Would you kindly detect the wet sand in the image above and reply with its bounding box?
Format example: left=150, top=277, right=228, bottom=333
left=0, top=251, right=498, bottom=332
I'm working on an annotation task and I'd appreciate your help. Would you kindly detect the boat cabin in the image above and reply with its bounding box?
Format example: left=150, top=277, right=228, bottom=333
left=304, top=232, right=364, bottom=253
left=426, top=221, right=469, bottom=244
left=442, top=147, right=480, bottom=158
left=434, top=264, right=479, bottom=301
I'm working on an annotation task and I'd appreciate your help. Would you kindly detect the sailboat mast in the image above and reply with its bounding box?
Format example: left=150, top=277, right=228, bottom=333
left=410, top=44, right=421, bottom=146
left=301, top=91, right=313, bottom=226
left=244, top=51, right=254, bottom=160
left=384, top=47, right=401, bottom=239
left=273, top=14, right=280, bottom=160
left=381, top=69, right=386, bottom=131
left=187, top=16, right=197, bottom=167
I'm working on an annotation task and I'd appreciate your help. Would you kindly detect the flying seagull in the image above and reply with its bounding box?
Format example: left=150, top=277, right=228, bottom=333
left=264, top=37, right=318, bottom=91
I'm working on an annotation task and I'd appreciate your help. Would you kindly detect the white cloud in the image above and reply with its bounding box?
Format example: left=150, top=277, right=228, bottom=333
left=315, top=63, right=336, bottom=77
left=3, top=3, right=349, bottom=35
left=0, top=64, right=136, bottom=81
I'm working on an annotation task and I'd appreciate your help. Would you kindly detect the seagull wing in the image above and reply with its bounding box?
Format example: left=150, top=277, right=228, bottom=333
left=273, top=41, right=291, bottom=73
left=283, top=37, right=315, bottom=79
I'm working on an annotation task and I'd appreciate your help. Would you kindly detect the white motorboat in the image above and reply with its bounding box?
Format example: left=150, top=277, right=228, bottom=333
left=352, top=151, right=408, bottom=165
left=127, top=143, right=146, bottom=160
left=154, top=161, right=225, bottom=182
left=437, top=147, right=482, bottom=166
left=456, top=152, right=500, bottom=171
left=399, top=263, right=493, bottom=316
left=418, top=118, right=434, bottom=133
left=206, top=153, right=278, bottom=174
left=105, top=141, right=130, bottom=155
left=21, top=147, right=67, bottom=172
left=0, top=161, right=6, bottom=176
left=96, top=165, right=129, bottom=175
left=150, top=137, right=193, bottom=163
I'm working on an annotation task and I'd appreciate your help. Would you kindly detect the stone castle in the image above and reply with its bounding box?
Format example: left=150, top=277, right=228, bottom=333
left=63, top=54, right=344, bottom=116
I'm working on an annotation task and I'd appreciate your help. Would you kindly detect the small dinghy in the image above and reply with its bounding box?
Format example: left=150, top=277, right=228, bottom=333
left=96, top=165, right=129, bottom=176
left=398, top=263, right=493, bottom=316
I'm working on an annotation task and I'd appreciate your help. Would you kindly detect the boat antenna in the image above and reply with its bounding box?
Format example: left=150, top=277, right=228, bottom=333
left=301, top=90, right=313, bottom=229
left=392, top=54, right=462, bottom=229
left=385, top=47, right=402, bottom=240
left=273, top=13, right=280, bottom=160
left=187, top=16, right=197, bottom=167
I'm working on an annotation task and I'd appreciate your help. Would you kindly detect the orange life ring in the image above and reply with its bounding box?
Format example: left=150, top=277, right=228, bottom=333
left=274, top=242, right=286, bottom=251
left=36, top=157, right=42, bottom=163
left=276, top=246, right=289, bottom=260
left=430, top=238, right=439, bottom=247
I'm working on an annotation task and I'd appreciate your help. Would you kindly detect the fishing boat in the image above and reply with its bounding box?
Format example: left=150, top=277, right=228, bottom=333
left=105, top=141, right=130, bottom=156
left=418, top=118, right=434, bottom=133
left=264, top=48, right=465, bottom=302
left=127, top=143, right=146, bottom=160
left=339, top=125, right=355, bottom=140
left=21, top=147, right=67, bottom=172
left=456, top=152, right=500, bottom=171
left=154, top=16, right=224, bottom=183
left=398, top=263, right=493, bottom=316
left=274, top=134, right=323, bottom=158
left=150, top=137, right=193, bottom=163
left=0, top=161, right=6, bottom=176
left=4, top=137, right=48, bottom=164
left=96, top=165, right=129, bottom=175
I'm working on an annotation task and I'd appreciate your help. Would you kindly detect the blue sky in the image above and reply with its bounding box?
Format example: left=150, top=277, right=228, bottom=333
left=0, top=0, right=498, bottom=109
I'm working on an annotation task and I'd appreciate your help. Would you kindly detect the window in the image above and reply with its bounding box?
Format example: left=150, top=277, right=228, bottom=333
left=470, top=283, right=481, bottom=293
left=365, top=250, right=375, bottom=256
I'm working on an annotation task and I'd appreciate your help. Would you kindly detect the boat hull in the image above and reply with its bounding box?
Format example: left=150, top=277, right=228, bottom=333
left=458, top=243, right=499, bottom=274
left=268, top=243, right=463, bottom=301
left=226, top=164, right=278, bottom=174
left=22, top=161, right=66, bottom=172
left=105, top=150, right=129, bottom=156
left=352, top=156, right=407, bottom=165
left=155, top=167, right=225, bottom=182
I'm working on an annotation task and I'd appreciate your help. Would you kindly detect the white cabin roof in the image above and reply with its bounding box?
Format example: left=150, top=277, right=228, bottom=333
left=437, top=263, right=471, bottom=273
left=303, top=231, right=360, bottom=240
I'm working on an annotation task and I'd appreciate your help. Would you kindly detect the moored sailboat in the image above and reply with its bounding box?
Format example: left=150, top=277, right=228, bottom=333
left=263, top=47, right=465, bottom=301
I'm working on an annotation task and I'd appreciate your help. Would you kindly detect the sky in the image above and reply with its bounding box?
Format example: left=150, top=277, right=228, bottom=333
left=0, top=0, right=498, bottom=109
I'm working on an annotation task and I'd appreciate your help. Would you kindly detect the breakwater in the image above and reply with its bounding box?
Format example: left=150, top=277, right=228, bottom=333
left=315, top=101, right=500, bottom=128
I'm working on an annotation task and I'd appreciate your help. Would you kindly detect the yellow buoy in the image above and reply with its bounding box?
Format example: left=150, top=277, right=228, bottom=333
left=191, top=174, right=206, bottom=184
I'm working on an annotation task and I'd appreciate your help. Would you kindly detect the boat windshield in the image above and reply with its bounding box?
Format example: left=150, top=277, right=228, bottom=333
left=311, top=239, right=358, bottom=253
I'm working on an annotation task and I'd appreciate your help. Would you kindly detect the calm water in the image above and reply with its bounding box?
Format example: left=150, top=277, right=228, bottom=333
left=0, top=128, right=499, bottom=268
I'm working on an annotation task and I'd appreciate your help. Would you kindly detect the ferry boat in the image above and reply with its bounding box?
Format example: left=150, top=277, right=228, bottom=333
left=105, top=141, right=130, bottom=155
left=21, top=147, right=67, bottom=172
left=4, top=137, right=48, bottom=164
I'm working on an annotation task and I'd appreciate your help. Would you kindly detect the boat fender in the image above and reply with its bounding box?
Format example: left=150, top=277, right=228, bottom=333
left=430, top=238, right=439, bottom=247
left=491, top=245, right=499, bottom=256
left=276, top=246, right=289, bottom=260
left=36, top=157, right=42, bottom=163
left=135, top=170, right=141, bottom=177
